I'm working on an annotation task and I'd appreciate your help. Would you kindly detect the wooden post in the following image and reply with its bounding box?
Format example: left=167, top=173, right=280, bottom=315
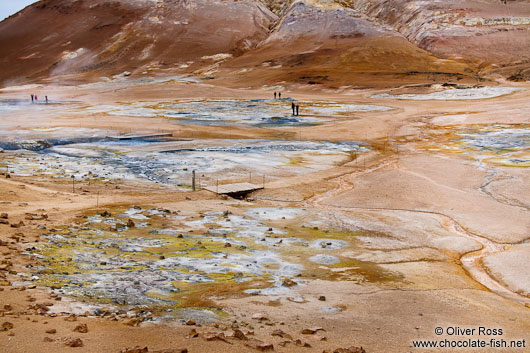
left=192, top=170, right=196, bottom=191
left=71, top=175, right=75, bottom=193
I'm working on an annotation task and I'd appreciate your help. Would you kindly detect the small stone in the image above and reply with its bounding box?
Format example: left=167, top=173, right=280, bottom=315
left=224, top=242, right=231, bottom=248
left=120, top=346, right=148, bottom=353
left=123, top=318, right=142, bottom=326
left=318, top=296, right=326, bottom=301
left=43, top=337, right=54, bottom=342
left=245, top=339, right=274, bottom=351
left=64, top=337, right=83, bottom=347
left=204, top=332, right=230, bottom=343
left=295, top=339, right=311, bottom=347
left=278, top=340, right=290, bottom=347
left=282, top=278, right=296, bottom=287
left=100, top=210, right=111, bottom=217
left=251, top=313, right=268, bottom=321
left=185, top=320, right=196, bottom=326
left=232, top=328, right=247, bottom=340
left=3, top=304, right=12, bottom=311
left=127, top=219, right=135, bottom=228
left=10, top=221, right=25, bottom=228
left=301, top=327, right=325, bottom=335
left=0, top=213, right=8, bottom=219
left=271, top=329, right=292, bottom=340
left=73, top=323, right=88, bottom=333
left=46, top=328, right=57, bottom=334
left=186, top=328, right=199, bottom=338
left=1, top=321, right=14, bottom=330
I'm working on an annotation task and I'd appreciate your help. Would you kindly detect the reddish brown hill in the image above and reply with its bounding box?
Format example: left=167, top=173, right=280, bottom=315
left=1, top=0, right=530, bottom=87
left=215, top=1, right=475, bottom=88
left=0, top=0, right=276, bottom=85
left=351, top=0, right=530, bottom=79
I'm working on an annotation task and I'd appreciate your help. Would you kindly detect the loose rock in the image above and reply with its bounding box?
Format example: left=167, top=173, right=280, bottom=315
left=245, top=338, right=274, bottom=351
left=73, top=323, right=88, bottom=333
left=1, top=321, right=14, bottom=331
left=64, top=337, right=84, bottom=347
left=121, top=347, right=148, bottom=353
left=301, top=327, right=325, bottom=335
left=204, top=332, right=231, bottom=343
left=282, top=278, right=296, bottom=287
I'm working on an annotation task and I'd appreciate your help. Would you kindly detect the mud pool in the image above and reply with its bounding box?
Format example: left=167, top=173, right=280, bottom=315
left=1, top=139, right=368, bottom=186
left=101, top=99, right=392, bottom=127
left=26, top=206, right=376, bottom=317
left=373, top=86, right=521, bottom=100
left=424, top=125, right=530, bottom=167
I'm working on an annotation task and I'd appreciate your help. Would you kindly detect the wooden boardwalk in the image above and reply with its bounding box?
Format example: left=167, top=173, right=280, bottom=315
left=204, top=182, right=263, bottom=196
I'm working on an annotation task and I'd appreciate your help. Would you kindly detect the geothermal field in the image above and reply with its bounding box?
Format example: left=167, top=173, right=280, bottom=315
left=1, top=1, right=530, bottom=353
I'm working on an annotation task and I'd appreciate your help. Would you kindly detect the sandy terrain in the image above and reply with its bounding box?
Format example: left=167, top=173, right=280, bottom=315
left=0, top=75, right=529, bottom=353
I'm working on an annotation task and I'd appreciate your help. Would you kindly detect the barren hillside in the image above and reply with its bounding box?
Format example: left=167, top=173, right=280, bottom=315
left=1, top=0, right=529, bottom=86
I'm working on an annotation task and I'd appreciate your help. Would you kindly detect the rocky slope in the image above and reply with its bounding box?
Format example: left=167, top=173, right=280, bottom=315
left=218, top=0, right=473, bottom=88
left=1, top=0, right=529, bottom=86
left=0, top=0, right=276, bottom=84
left=351, top=0, right=530, bottom=73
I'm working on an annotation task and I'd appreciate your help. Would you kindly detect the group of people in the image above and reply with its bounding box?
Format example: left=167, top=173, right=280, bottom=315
left=291, top=102, right=300, bottom=116
left=30, top=94, right=48, bottom=103
left=274, top=92, right=300, bottom=116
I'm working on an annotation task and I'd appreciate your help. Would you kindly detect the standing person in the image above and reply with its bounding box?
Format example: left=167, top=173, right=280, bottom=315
left=274, top=92, right=277, bottom=100
left=45, top=96, right=48, bottom=104
left=31, top=94, right=34, bottom=103
left=291, top=102, right=295, bottom=115
left=35, top=95, right=38, bottom=102
left=296, top=105, right=299, bottom=116
left=279, top=92, right=282, bottom=99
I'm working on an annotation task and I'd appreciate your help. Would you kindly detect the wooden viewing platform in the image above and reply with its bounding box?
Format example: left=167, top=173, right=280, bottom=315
left=107, top=133, right=173, bottom=141
left=204, top=182, right=264, bottom=197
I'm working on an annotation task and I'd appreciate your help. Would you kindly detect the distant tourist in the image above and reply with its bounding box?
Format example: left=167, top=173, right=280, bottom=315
left=45, top=96, right=48, bottom=104
left=274, top=92, right=277, bottom=100
left=291, top=102, right=295, bottom=115
left=279, top=92, right=282, bottom=99
left=296, top=105, right=300, bottom=116
left=31, top=94, right=34, bottom=103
